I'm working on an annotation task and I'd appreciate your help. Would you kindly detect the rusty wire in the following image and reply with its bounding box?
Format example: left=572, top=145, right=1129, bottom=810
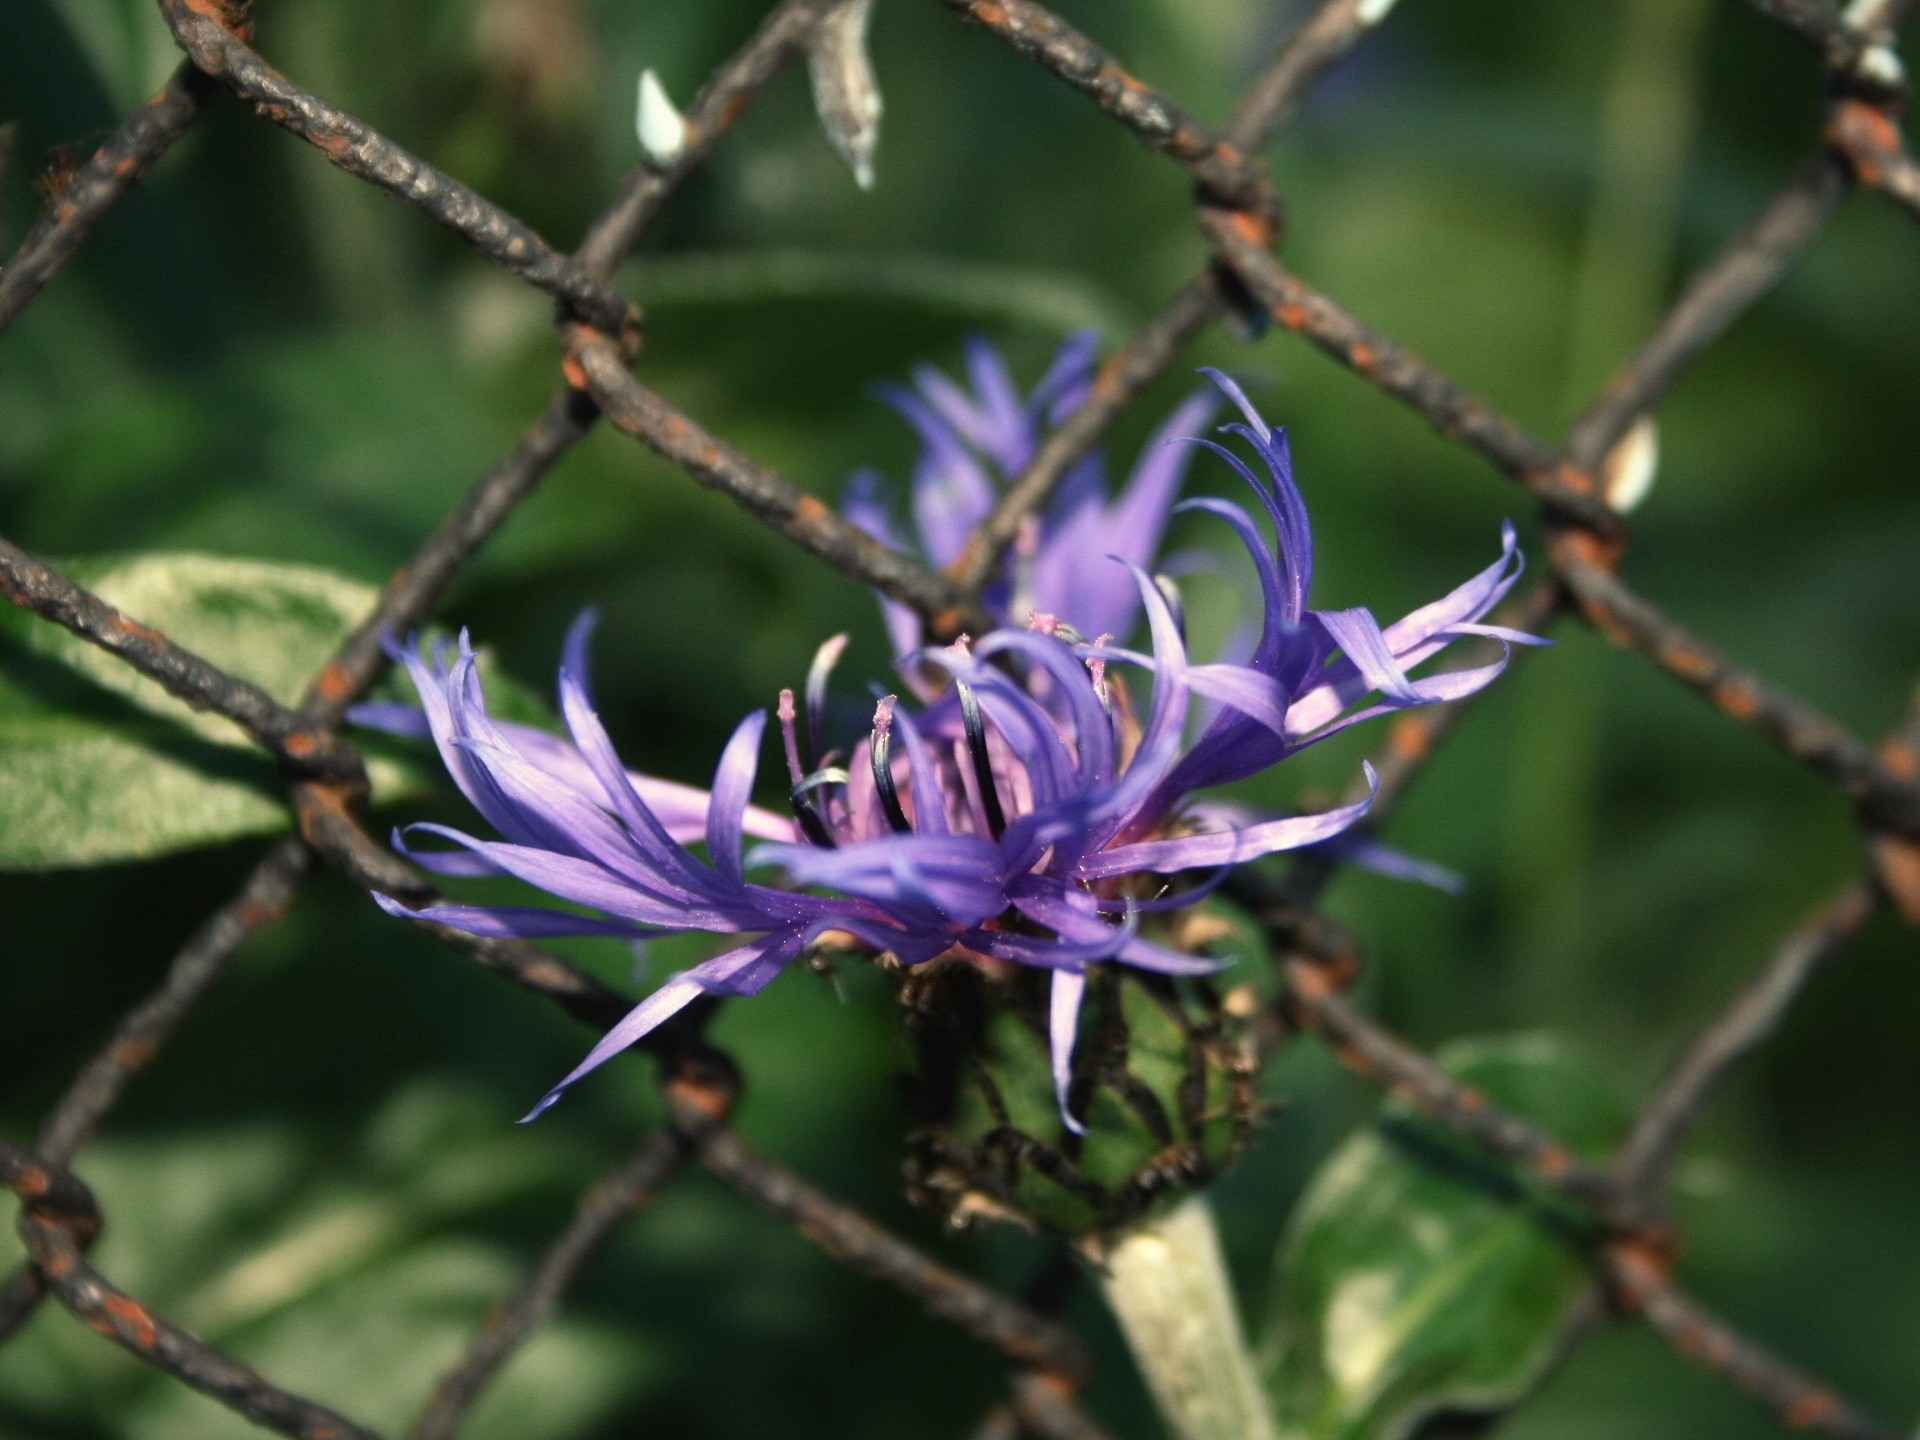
left=1, top=0, right=1917, bottom=1436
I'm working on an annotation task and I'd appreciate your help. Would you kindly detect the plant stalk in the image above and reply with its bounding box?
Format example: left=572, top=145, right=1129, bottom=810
left=1096, top=1196, right=1278, bottom=1440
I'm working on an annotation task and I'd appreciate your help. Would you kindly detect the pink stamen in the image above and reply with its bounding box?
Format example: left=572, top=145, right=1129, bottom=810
left=777, top=688, right=806, bottom=786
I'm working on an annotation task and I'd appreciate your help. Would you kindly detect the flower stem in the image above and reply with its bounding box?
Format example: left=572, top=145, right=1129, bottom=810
left=1096, top=1196, right=1277, bottom=1440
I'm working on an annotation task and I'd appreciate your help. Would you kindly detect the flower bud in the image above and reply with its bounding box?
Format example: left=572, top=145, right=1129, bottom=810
left=900, top=905, right=1264, bottom=1236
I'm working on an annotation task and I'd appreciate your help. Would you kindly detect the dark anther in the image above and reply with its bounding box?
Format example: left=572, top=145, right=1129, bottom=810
left=957, top=681, right=1007, bottom=839
left=870, top=699, right=913, bottom=834
left=790, top=766, right=848, bottom=848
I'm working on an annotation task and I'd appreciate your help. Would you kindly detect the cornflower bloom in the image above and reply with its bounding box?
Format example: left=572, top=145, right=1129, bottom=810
left=358, top=371, right=1540, bottom=1127
left=843, top=333, right=1216, bottom=658
left=847, top=337, right=1477, bottom=893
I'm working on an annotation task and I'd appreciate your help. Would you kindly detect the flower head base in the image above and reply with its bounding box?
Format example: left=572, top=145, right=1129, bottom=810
left=356, top=369, right=1542, bottom=1141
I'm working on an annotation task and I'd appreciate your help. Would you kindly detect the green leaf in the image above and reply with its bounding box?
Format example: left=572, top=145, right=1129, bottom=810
left=0, top=552, right=550, bottom=868
left=1261, top=1033, right=1626, bottom=1440
left=0, top=1083, right=652, bottom=1440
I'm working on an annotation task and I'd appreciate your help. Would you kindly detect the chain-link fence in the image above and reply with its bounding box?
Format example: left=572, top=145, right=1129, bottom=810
left=2, top=0, right=1918, bottom=1435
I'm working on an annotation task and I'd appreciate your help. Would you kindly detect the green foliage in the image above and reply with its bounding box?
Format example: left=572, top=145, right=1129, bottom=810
left=0, top=552, right=547, bottom=867
left=1260, top=1036, right=1626, bottom=1440
left=0, top=1084, right=654, bottom=1440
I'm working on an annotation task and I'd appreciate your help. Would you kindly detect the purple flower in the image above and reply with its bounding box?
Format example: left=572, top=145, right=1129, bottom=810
left=843, top=333, right=1218, bottom=655
left=357, top=370, right=1540, bottom=1129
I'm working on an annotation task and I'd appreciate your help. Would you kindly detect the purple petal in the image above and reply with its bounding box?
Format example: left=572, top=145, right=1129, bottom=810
left=1050, top=968, right=1087, bottom=1135
left=963, top=336, right=1031, bottom=472
left=1314, top=608, right=1424, bottom=704
left=395, top=824, right=741, bottom=928
left=1028, top=390, right=1217, bottom=641
left=1289, top=651, right=1514, bottom=746
left=1030, top=330, right=1101, bottom=422
left=758, top=833, right=1006, bottom=928
left=1312, top=833, right=1466, bottom=894
left=372, top=890, right=649, bottom=939
left=706, top=710, right=768, bottom=888
left=1078, top=764, right=1377, bottom=876
left=348, top=701, right=431, bottom=738
left=1115, top=934, right=1232, bottom=976
left=522, top=930, right=807, bottom=1120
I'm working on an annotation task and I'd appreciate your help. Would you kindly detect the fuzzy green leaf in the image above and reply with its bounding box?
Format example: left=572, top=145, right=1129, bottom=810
left=0, top=552, right=548, bottom=868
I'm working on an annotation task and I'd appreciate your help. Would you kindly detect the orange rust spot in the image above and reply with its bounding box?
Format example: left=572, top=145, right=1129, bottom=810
left=1879, top=739, right=1918, bottom=781
left=1225, top=208, right=1272, bottom=246
left=1713, top=679, right=1760, bottom=720
left=103, top=1293, right=159, bottom=1349
left=112, top=1036, right=160, bottom=1071
left=314, top=129, right=353, bottom=161
left=1454, top=1084, right=1486, bottom=1112
left=113, top=156, right=138, bottom=179
left=284, top=732, right=318, bottom=759
left=1556, top=461, right=1597, bottom=497
left=314, top=661, right=355, bottom=703
left=561, top=353, right=590, bottom=391
left=1386, top=717, right=1430, bottom=764
left=239, top=899, right=272, bottom=927
left=668, top=1071, right=734, bottom=1122
left=1348, top=342, right=1377, bottom=374
left=179, top=0, right=253, bottom=33
left=1836, top=98, right=1899, bottom=153
left=41, top=1246, right=76, bottom=1279
left=1607, top=1235, right=1674, bottom=1296
left=1536, top=1144, right=1572, bottom=1179
left=1548, top=525, right=1623, bottom=574
left=1658, top=643, right=1715, bottom=684
left=1024, top=1370, right=1079, bottom=1402
left=1870, top=834, right=1920, bottom=924
left=930, top=606, right=969, bottom=640
left=973, top=0, right=1007, bottom=22
left=793, top=494, right=831, bottom=528
left=106, top=612, right=165, bottom=646
left=1784, top=1391, right=1839, bottom=1429
left=1284, top=959, right=1334, bottom=999
left=1827, top=100, right=1901, bottom=187
left=1276, top=301, right=1309, bottom=331
left=1697, top=1329, right=1734, bottom=1368
left=1321, top=952, right=1360, bottom=989
left=16, top=1166, right=49, bottom=1199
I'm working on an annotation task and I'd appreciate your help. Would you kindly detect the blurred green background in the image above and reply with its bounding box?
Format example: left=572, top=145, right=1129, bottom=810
left=2, top=0, right=1917, bottom=1435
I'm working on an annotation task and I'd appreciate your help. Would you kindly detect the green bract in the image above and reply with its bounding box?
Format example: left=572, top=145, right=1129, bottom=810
left=902, top=899, right=1267, bottom=1236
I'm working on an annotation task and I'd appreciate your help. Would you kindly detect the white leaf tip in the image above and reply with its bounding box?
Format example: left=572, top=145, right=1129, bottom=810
left=1602, top=415, right=1659, bottom=514
left=636, top=69, right=687, bottom=165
